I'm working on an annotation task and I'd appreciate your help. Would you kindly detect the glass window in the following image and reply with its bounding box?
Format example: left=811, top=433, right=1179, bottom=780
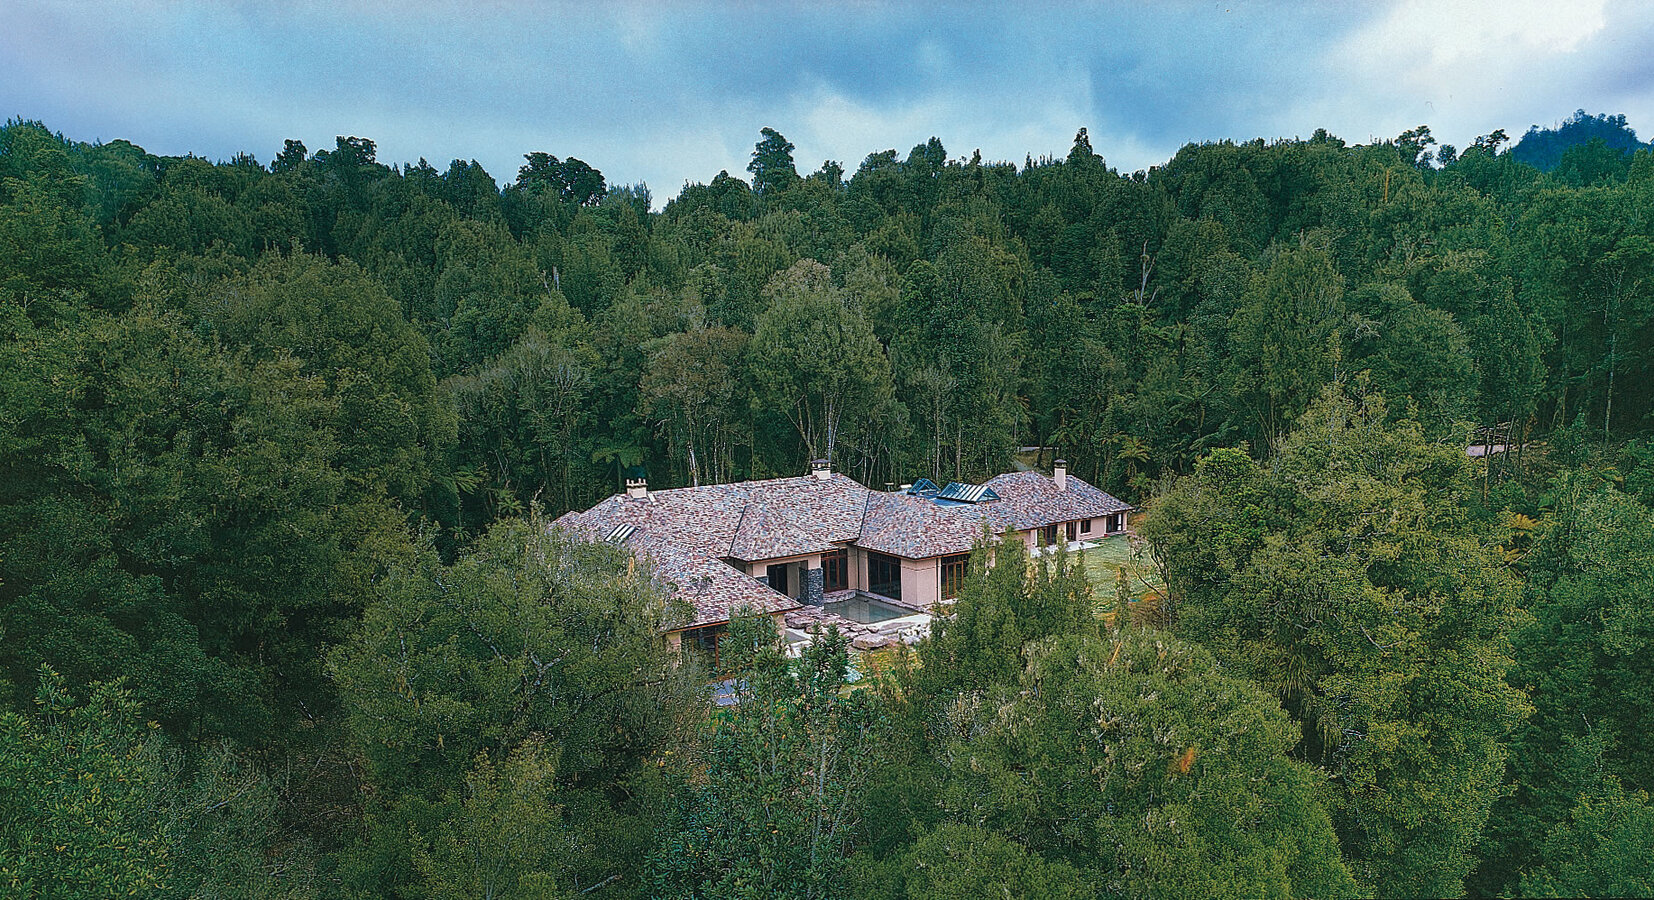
left=1065, top=521, right=1078, bottom=542
left=1081, top=518, right=1092, bottom=534
left=684, top=624, right=727, bottom=669
left=867, top=551, right=902, bottom=601
left=940, top=553, right=969, bottom=600
left=1041, top=524, right=1058, bottom=546
left=766, top=563, right=790, bottom=596
left=822, top=549, right=848, bottom=592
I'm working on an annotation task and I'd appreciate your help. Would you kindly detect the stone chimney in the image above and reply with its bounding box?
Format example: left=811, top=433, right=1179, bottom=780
left=1054, top=459, right=1068, bottom=492
left=810, top=459, right=831, bottom=481
left=625, top=477, right=648, bottom=500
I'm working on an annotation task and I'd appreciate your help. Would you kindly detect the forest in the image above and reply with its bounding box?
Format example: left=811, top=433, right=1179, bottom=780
left=2, top=113, right=1653, bottom=898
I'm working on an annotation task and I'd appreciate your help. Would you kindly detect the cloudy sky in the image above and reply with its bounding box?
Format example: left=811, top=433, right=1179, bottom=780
left=6, top=1, right=1654, bottom=205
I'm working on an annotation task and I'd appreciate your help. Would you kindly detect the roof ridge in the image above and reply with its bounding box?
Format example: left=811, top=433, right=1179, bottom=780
left=726, top=498, right=752, bottom=558
left=854, top=482, right=876, bottom=541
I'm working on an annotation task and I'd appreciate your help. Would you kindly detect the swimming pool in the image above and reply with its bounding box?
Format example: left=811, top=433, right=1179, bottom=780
left=822, top=594, right=911, bottom=624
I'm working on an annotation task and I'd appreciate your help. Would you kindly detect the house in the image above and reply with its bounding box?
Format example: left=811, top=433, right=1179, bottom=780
left=551, top=459, right=1132, bottom=658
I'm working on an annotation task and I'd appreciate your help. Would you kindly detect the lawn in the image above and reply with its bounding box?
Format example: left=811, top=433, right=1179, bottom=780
left=1072, top=534, right=1162, bottom=617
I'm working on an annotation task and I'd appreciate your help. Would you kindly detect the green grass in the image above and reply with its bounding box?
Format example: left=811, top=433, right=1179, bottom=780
left=1072, top=534, right=1162, bottom=613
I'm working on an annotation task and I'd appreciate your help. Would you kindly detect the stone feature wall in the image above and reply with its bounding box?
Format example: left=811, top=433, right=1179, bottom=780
left=805, top=566, right=825, bottom=606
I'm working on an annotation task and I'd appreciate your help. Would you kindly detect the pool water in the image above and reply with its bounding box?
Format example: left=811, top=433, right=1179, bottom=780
left=822, top=595, right=911, bottom=624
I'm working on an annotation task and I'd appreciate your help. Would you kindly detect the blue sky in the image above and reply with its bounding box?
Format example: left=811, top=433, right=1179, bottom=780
left=7, top=1, right=1654, bottom=205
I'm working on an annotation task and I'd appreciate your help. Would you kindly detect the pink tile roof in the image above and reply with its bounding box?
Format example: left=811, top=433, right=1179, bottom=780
left=552, top=469, right=1130, bottom=631
left=982, top=471, right=1133, bottom=529
left=856, top=490, right=1016, bottom=558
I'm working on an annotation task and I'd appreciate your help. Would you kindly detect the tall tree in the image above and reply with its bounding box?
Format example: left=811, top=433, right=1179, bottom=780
left=648, top=617, right=886, bottom=900
left=1145, top=384, right=1528, bottom=897
left=748, top=260, right=894, bottom=469
left=748, top=127, right=799, bottom=196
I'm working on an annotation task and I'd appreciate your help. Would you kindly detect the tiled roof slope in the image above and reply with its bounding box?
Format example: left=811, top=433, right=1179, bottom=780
left=856, top=490, right=1016, bottom=558
left=631, top=533, right=797, bottom=628
left=551, top=469, right=1129, bottom=630
left=982, top=471, right=1133, bottom=530
left=727, top=474, right=869, bottom=561
left=552, top=474, right=869, bottom=631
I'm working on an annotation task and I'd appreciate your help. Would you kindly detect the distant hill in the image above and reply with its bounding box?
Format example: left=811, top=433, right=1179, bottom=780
left=1510, top=109, right=1651, bottom=171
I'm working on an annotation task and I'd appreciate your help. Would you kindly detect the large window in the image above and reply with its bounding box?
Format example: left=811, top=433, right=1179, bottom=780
left=1081, top=518, right=1093, bottom=535
left=766, top=563, right=790, bottom=597
left=1041, top=524, right=1058, bottom=546
left=822, top=549, right=848, bottom=592
left=683, top=624, right=727, bottom=669
left=1065, top=520, right=1078, bottom=542
left=867, top=551, right=902, bottom=601
left=940, top=553, right=969, bottom=600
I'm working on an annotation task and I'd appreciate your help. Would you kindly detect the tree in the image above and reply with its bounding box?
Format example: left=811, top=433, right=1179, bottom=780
left=1145, top=384, right=1528, bottom=896
left=0, top=669, right=170, bottom=898
left=1519, top=773, right=1654, bottom=898
left=749, top=260, right=894, bottom=468
left=330, top=514, right=698, bottom=896
left=916, top=530, right=1029, bottom=697
left=748, top=127, right=799, bottom=196
left=939, top=630, right=1358, bottom=899
left=648, top=617, right=886, bottom=900
left=0, top=668, right=315, bottom=899
left=516, top=151, right=607, bottom=206
left=1226, top=245, right=1346, bottom=448
left=639, top=326, right=749, bottom=487
left=1476, top=479, right=1654, bottom=893
left=410, top=738, right=582, bottom=900
left=855, top=823, right=1094, bottom=900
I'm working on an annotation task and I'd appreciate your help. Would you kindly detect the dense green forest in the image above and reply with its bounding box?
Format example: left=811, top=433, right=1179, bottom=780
left=3, top=114, right=1654, bottom=897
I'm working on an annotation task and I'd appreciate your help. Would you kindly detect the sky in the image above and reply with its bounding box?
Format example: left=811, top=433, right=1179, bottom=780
left=6, top=1, right=1654, bottom=206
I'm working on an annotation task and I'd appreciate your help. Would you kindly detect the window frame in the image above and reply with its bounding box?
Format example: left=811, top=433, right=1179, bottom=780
left=867, top=551, right=902, bottom=601
left=940, top=552, right=970, bottom=600
left=821, top=548, right=849, bottom=592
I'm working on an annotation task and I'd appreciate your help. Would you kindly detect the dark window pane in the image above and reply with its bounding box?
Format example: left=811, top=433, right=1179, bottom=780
left=867, top=551, right=901, bottom=601
left=940, top=553, right=969, bottom=600
left=822, top=549, right=848, bottom=592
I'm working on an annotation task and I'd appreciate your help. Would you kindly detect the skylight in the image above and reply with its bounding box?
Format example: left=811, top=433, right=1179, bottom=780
left=906, top=478, right=940, bottom=496
left=936, top=482, right=1000, bottom=503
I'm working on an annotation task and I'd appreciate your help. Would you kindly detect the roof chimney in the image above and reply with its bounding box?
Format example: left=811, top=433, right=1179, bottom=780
left=1054, top=459, right=1068, bottom=492
left=810, top=458, right=831, bottom=481
left=625, top=477, right=648, bottom=500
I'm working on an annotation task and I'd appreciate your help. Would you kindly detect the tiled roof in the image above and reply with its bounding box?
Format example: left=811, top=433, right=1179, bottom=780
left=726, top=474, right=869, bottom=561
left=632, top=534, right=798, bottom=628
left=856, top=490, right=1016, bottom=558
left=552, top=468, right=1129, bottom=630
left=982, top=471, right=1134, bottom=529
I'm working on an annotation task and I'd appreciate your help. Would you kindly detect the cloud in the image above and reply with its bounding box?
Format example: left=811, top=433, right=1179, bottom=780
left=5, top=1, right=1654, bottom=208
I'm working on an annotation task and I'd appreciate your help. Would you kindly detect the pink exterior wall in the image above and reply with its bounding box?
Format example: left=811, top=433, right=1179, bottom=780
left=901, top=556, right=941, bottom=611
left=1020, top=511, right=1133, bottom=553
left=748, top=551, right=823, bottom=601
left=845, top=547, right=869, bottom=592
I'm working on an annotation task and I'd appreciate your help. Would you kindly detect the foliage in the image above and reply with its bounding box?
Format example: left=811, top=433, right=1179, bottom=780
left=648, top=616, right=887, bottom=900
left=6, top=111, right=1654, bottom=894
left=0, top=668, right=315, bottom=899
left=330, top=513, right=699, bottom=896
left=935, top=631, right=1358, bottom=899
left=1145, top=384, right=1528, bottom=897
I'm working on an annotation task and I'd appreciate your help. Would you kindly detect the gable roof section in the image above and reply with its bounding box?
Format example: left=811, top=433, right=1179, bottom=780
left=983, top=470, right=1133, bottom=529
left=856, top=490, right=1016, bottom=559
left=631, top=533, right=797, bottom=628
left=726, top=474, right=869, bottom=561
